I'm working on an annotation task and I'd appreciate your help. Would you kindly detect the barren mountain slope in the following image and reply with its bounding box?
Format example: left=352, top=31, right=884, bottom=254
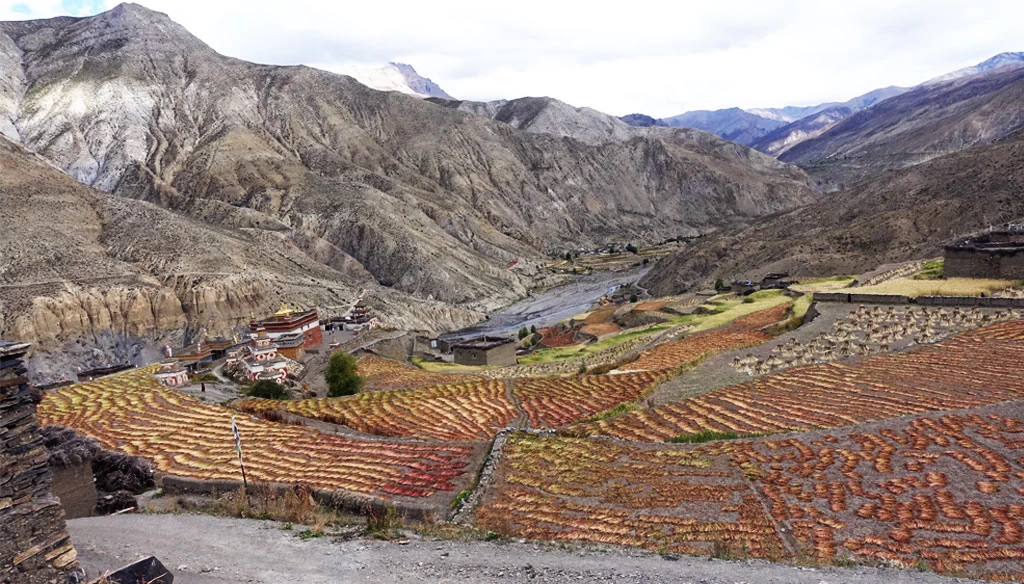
left=641, top=135, right=1024, bottom=295
left=780, top=64, right=1024, bottom=187
left=0, top=4, right=818, bottom=309
left=0, top=137, right=481, bottom=374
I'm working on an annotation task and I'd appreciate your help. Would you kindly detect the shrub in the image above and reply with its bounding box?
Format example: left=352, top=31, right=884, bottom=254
left=714, top=278, right=725, bottom=290
left=40, top=425, right=101, bottom=469
left=248, top=380, right=290, bottom=400
left=93, top=450, right=155, bottom=493
left=626, top=243, right=638, bottom=254
left=629, top=294, right=638, bottom=303
left=518, top=327, right=528, bottom=340
left=325, top=352, right=364, bottom=397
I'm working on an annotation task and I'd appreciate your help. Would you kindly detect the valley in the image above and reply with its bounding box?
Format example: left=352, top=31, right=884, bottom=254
left=2, top=4, right=1024, bottom=584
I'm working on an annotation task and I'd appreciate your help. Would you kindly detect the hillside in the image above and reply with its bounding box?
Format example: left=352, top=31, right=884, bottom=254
left=779, top=64, right=1024, bottom=187
left=641, top=134, right=1024, bottom=295
left=0, top=137, right=483, bottom=375
left=0, top=4, right=818, bottom=313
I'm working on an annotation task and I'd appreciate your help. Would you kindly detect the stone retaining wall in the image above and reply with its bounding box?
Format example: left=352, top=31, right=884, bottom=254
left=814, top=293, right=1024, bottom=308
left=0, top=341, right=82, bottom=584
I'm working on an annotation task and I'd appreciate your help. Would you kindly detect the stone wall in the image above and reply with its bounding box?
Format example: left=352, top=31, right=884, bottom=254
left=0, top=341, right=82, bottom=584
left=944, top=242, right=1024, bottom=280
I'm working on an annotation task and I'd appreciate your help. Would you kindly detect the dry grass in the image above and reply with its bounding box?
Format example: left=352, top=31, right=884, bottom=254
left=848, top=277, right=1015, bottom=297
left=789, top=276, right=856, bottom=293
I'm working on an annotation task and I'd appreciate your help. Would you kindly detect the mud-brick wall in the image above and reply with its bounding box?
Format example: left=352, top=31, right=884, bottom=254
left=944, top=247, right=1024, bottom=280
left=0, top=341, right=82, bottom=584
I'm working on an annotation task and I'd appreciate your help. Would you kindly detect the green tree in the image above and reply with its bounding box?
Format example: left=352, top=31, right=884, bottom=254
left=626, top=243, right=638, bottom=254
left=564, top=251, right=572, bottom=262
left=518, top=327, right=529, bottom=340
left=714, top=277, right=724, bottom=290
left=325, top=352, right=364, bottom=397
left=248, top=380, right=289, bottom=400
left=630, top=294, right=639, bottom=303
left=530, top=325, right=537, bottom=334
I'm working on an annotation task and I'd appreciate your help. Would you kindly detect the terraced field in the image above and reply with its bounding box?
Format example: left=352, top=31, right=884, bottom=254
left=39, top=368, right=477, bottom=500
left=576, top=319, right=1024, bottom=442
left=621, top=302, right=790, bottom=372
left=239, top=380, right=516, bottom=441
left=358, top=354, right=485, bottom=391
left=476, top=435, right=786, bottom=558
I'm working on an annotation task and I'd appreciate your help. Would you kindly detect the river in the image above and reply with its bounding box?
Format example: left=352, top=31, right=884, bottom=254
left=439, top=267, right=649, bottom=341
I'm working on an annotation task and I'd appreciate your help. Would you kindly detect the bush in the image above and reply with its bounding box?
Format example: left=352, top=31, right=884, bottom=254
left=40, top=425, right=101, bottom=469
left=248, top=380, right=290, bottom=400
left=93, top=450, right=154, bottom=493
left=629, top=294, right=639, bottom=303
left=325, top=352, right=364, bottom=397
left=518, top=327, right=528, bottom=340
left=714, top=278, right=724, bottom=290
left=626, top=243, right=638, bottom=254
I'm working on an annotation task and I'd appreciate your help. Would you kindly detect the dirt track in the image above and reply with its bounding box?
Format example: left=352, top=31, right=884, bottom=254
left=68, top=514, right=985, bottom=584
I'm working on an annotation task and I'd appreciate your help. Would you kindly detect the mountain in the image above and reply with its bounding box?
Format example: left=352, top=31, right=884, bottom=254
left=640, top=133, right=1024, bottom=296
left=618, top=113, right=666, bottom=127
left=0, top=4, right=818, bottom=353
left=623, top=87, right=909, bottom=148
left=333, top=62, right=454, bottom=99
left=430, top=96, right=642, bottom=145
left=925, top=51, right=1024, bottom=85
left=751, top=106, right=852, bottom=157
left=657, top=108, right=787, bottom=146
left=779, top=63, right=1024, bottom=187
left=750, top=87, right=907, bottom=156
left=0, top=135, right=483, bottom=379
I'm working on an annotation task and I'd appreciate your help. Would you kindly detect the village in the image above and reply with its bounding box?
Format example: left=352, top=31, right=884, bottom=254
left=8, top=227, right=1024, bottom=584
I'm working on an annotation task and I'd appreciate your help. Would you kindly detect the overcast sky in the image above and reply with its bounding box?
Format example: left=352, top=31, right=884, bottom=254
left=3, top=1, right=1021, bottom=117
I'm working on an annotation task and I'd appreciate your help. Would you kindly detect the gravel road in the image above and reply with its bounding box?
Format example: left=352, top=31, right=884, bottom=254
left=68, top=514, right=985, bottom=584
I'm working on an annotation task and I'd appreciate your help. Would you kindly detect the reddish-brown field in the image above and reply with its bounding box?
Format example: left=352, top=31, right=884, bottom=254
left=580, top=322, right=622, bottom=337
left=476, top=434, right=786, bottom=558
left=513, top=371, right=671, bottom=428
left=357, top=354, right=484, bottom=391
left=624, top=303, right=790, bottom=372
left=239, top=380, right=516, bottom=442
left=39, top=369, right=476, bottom=500
left=578, top=319, right=1024, bottom=442
left=722, top=402, right=1024, bottom=578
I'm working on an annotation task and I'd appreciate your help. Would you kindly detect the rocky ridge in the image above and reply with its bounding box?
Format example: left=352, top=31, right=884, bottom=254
left=0, top=3, right=818, bottom=372
left=641, top=133, right=1024, bottom=295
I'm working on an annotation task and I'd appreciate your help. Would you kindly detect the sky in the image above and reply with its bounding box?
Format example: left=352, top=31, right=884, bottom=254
left=2, top=0, right=1022, bottom=117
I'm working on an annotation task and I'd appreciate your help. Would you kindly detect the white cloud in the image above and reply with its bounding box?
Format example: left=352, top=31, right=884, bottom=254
left=3, top=0, right=1022, bottom=117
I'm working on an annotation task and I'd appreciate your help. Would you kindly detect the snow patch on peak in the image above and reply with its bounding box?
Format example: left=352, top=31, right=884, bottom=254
left=331, top=62, right=453, bottom=100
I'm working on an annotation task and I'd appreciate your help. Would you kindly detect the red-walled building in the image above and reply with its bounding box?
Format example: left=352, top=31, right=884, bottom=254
left=249, top=304, right=323, bottom=348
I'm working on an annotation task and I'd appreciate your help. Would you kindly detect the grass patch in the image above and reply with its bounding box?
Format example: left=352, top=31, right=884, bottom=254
left=790, top=276, right=855, bottom=293
left=849, top=277, right=1015, bottom=297
left=667, top=430, right=767, bottom=444
left=914, top=260, right=944, bottom=280
left=410, top=357, right=493, bottom=373
left=791, top=294, right=813, bottom=319
left=518, top=325, right=671, bottom=364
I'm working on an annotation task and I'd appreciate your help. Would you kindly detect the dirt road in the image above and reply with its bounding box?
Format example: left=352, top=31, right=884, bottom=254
left=68, top=514, right=983, bottom=584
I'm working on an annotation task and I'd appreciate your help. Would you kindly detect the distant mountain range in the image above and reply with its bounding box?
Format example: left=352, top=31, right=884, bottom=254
left=332, top=62, right=454, bottom=99
left=621, top=52, right=1024, bottom=158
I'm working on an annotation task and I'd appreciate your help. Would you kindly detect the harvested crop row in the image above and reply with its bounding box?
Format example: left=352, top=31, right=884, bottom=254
left=476, top=434, right=787, bottom=558
left=39, top=368, right=475, bottom=499
left=241, top=379, right=516, bottom=441
left=357, top=354, right=485, bottom=392
left=723, top=402, right=1024, bottom=578
left=576, top=319, right=1024, bottom=442
left=625, top=303, right=790, bottom=372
